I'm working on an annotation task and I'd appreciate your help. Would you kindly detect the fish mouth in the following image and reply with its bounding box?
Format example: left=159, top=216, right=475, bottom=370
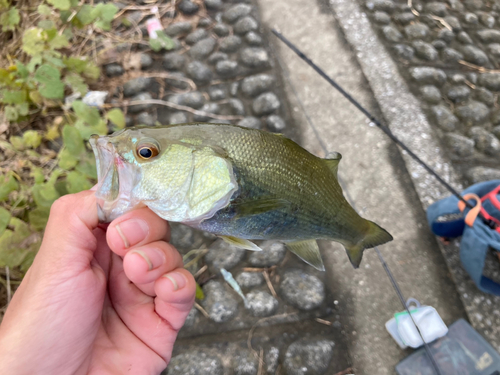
left=90, top=135, right=141, bottom=222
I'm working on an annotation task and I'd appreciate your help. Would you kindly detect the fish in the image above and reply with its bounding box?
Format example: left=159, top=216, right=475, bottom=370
left=89, top=123, right=393, bottom=270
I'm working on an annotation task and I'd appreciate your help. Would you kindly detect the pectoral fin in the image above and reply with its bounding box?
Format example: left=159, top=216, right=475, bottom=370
left=220, top=235, right=262, bottom=251
left=232, top=198, right=291, bottom=217
left=285, top=240, right=325, bottom=271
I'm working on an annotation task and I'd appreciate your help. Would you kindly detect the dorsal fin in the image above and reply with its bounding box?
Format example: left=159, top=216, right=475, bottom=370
left=323, top=152, right=342, bottom=177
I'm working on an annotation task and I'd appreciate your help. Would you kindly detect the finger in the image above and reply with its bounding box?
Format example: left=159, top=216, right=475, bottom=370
left=106, top=207, right=170, bottom=257
left=154, top=268, right=197, bottom=331
left=122, top=241, right=183, bottom=288
left=38, top=190, right=98, bottom=265
left=108, top=253, right=190, bottom=363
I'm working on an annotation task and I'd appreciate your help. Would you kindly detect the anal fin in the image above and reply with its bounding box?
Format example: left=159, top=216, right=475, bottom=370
left=220, top=236, right=262, bottom=251
left=286, top=240, right=325, bottom=271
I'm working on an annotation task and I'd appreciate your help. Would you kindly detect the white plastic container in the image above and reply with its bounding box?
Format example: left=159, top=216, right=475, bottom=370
left=386, top=299, right=448, bottom=349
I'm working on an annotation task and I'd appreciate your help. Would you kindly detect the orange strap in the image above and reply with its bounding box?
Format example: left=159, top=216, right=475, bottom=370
left=458, top=193, right=482, bottom=227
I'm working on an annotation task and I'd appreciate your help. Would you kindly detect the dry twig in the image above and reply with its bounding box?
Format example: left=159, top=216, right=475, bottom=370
left=458, top=60, right=500, bottom=73
left=315, top=317, right=333, bottom=326
left=262, top=270, right=277, bottom=299
left=194, top=302, right=210, bottom=318
left=111, top=99, right=244, bottom=121
left=430, top=15, right=452, bottom=31
left=194, top=264, right=208, bottom=279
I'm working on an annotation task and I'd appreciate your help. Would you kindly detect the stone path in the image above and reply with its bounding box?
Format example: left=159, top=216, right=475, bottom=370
left=363, top=0, right=500, bottom=183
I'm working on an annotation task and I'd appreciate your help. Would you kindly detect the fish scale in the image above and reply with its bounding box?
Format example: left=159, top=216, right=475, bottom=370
left=90, top=123, right=393, bottom=269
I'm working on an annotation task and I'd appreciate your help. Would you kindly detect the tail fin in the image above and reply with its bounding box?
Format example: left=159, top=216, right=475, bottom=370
left=346, top=221, right=393, bottom=268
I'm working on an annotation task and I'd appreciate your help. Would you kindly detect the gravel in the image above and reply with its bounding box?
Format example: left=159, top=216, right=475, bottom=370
left=466, top=166, right=500, bottom=183
left=246, top=290, right=279, bottom=317
left=135, top=112, right=155, bottom=126
left=443, top=133, right=475, bottom=157
left=236, top=272, right=264, bottom=288
left=185, top=28, right=209, bottom=45
left=455, top=100, right=490, bottom=124
left=193, top=102, right=220, bottom=122
left=189, top=38, right=217, bottom=60
left=234, top=16, right=259, bottom=35
left=238, top=116, right=262, bottom=129
left=169, top=111, right=188, bottom=124
left=404, top=22, right=430, bottom=39
left=223, top=4, right=252, bottom=23
left=241, top=74, right=275, bottom=97
left=187, top=61, right=213, bottom=85
left=248, top=241, right=287, bottom=266
left=219, top=35, right=243, bottom=53
left=280, top=269, right=325, bottom=310
left=284, top=339, right=335, bottom=375
left=252, top=92, right=280, bottom=115
left=105, top=63, right=124, bottom=77
left=410, top=67, right=446, bottom=86
left=168, top=91, right=205, bottom=109
left=420, top=85, right=442, bottom=104
left=162, top=52, right=186, bottom=71
left=123, top=77, right=153, bottom=97
left=431, top=105, right=458, bottom=131
left=266, top=115, right=287, bottom=132
left=239, top=48, right=271, bottom=69
left=165, top=21, right=192, bottom=37
left=166, top=350, right=223, bottom=375
left=128, top=92, right=153, bottom=113
left=201, top=280, right=239, bottom=323
left=205, top=240, right=246, bottom=270
left=229, top=98, right=246, bottom=115
left=216, top=60, right=239, bottom=78
left=233, top=350, right=258, bottom=375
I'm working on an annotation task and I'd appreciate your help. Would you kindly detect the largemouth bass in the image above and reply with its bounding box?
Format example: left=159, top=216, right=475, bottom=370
left=89, top=123, right=392, bottom=270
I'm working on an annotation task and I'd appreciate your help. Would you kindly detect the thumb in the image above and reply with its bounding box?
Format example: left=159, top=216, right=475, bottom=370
left=37, top=190, right=99, bottom=267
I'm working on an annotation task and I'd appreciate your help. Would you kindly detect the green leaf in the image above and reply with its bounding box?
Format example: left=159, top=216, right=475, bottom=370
left=15, top=62, right=29, bottom=79
left=22, top=28, right=46, bottom=56
left=76, top=4, right=96, bottom=25
left=30, top=167, right=45, bottom=183
left=66, top=171, right=92, bottom=194
left=0, top=172, right=19, bottom=201
left=28, top=207, right=50, bottom=231
left=9, top=135, right=24, bottom=150
left=27, top=55, right=43, bottom=73
left=62, top=124, right=84, bottom=154
left=64, top=73, right=88, bottom=95
left=38, top=19, right=55, bottom=30
left=100, top=3, right=118, bottom=21
left=17, top=102, right=30, bottom=116
left=76, top=156, right=97, bottom=179
left=32, top=181, right=60, bottom=208
left=1, top=90, right=27, bottom=105
left=0, top=218, right=31, bottom=268
left=106, top=108, right=125, bottom=129
left=34, top=64, right=64, bottom=99
left=58, top=148, right=78, bottom=169
left=75, top=118, right=107, bottom=139
left=83, top=63, right=100, bottom=81
left=0, top=207, right=11, bottom=237
left=37, top=4, right=52, bottom=15
left=47, top=0, right=71, bottom=11
left=48, top=33, right=69, bottom=49
left=4, top=105, right=18, bottom=121
left=63, top=56, right=87, bottom=73
left=149, top=30, right=175, bottom=52
left=23, top=130, right=43, bottom=148
left=72, top=101, right=100, bottom=126
left=195, top=283, right=205, bottom=300
left=0, top=8, right=20, bottom=31
left=34, top=63, right=60, bottom=84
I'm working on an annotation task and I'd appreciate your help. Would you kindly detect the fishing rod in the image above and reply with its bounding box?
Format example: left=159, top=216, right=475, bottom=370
left=273, top=36, right=445, bottom=375
left=272, top=28, right=498, bottom=232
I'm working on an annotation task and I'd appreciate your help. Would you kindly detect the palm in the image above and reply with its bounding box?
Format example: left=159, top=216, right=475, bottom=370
left=0, top=192, right=195, bottom=375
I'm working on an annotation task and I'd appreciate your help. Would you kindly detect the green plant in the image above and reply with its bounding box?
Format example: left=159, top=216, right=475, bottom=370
left=0, top=0, right=126, bottom=274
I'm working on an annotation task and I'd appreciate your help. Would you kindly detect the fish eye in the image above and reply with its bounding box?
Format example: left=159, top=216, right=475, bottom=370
left=136, top=142, right=160, bottom=160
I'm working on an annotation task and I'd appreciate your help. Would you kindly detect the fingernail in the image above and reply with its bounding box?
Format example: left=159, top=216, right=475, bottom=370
left=115, top=219, right=149, bottom=248
left=130, top=248, right=165, bottom=271
left=164, top=272, right=187, bottom=291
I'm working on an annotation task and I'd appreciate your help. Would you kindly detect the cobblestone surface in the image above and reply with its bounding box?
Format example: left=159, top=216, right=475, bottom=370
left=365, top=0, right=500, bottom=182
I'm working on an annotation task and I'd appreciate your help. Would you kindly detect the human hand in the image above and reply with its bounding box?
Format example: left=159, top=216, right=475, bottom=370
left=0, top=190, right=196, bottom=375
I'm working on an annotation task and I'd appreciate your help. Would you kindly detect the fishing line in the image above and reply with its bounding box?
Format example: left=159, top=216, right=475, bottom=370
left=272, top=28, right=498, bottom=231
left=275, top=54, right=444, bottom=375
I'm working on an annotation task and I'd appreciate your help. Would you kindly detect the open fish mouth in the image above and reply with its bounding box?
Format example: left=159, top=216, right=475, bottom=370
left=89, top=135, right=141, bottom=222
